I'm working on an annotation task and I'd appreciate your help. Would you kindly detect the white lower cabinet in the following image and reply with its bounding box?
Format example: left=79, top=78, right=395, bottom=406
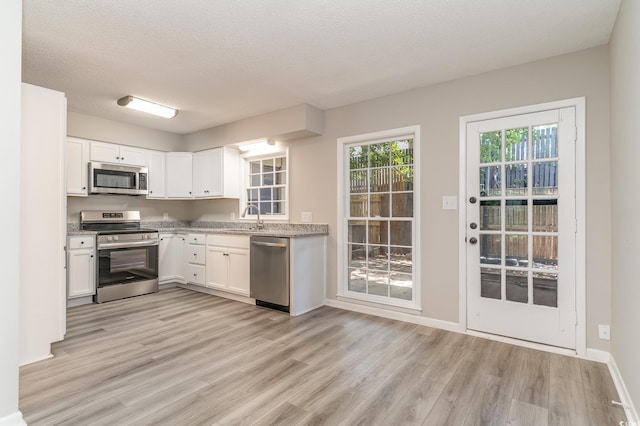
left=205, top=234, right=250, bottom=296
left=67, top=236, right=96, bottom=299
left=158, top=233, right=177, bottom=283
left=186, top=234, right=206, bottom=286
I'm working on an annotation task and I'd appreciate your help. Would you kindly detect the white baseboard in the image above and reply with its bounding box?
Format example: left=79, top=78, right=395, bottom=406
left=324, top=299, right=460, bottom=332
left=608, top=354, right=640, bottom=424
left=585, top=348, right=610, bottom=363
left=177, top=284, right=255, bottom=305
left=0, top=412, right=25, bottom=426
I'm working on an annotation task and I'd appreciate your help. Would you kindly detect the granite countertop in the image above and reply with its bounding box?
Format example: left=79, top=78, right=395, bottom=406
left=68, top=221, right=328, bottom=238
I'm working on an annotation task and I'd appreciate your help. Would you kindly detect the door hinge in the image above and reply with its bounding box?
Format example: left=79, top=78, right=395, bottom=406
left=574, top=218, right=578, bottom=234
left=573, top=311, right=578, bottom=326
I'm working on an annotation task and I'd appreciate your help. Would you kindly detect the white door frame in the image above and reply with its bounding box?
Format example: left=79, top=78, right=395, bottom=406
left=458, top=97, right=586, bottom=356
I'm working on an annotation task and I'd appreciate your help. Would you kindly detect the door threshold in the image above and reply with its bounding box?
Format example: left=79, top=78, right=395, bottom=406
left=466, top=329, right=579, bottom=358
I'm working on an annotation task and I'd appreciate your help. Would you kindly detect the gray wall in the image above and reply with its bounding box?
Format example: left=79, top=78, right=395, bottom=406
left=610, top=0, right=640, bottom=409
left=0, top=0, right=23, bottom=422
left=286, top=46, right=611, bottom=351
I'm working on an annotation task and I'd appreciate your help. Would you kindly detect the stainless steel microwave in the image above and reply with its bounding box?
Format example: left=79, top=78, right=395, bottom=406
left=89, top=161, right=148, bottom=195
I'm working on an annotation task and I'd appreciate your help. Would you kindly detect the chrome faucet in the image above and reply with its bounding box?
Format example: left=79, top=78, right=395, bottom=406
left=241, top=204, right=263, bottom=230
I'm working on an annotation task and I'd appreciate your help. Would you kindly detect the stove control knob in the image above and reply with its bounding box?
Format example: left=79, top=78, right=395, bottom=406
left=113, top=235, right=119, bottom=241
left=107, top=236, right=113, bottom=241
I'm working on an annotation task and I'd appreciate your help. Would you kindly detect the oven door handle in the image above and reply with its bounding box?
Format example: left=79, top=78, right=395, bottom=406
left=98, top=240, right=159, bottom=249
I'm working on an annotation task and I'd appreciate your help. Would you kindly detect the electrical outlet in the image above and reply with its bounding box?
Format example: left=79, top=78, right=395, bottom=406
left=598, top=324, right=610, bottom=340
left=230, top=212, right=236, bottom=221
left=163, top=212, right=169, bottom=220
left=301, top=212, right=313, bottom=223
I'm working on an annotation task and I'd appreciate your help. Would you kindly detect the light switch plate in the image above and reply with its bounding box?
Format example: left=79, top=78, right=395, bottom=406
left=442, top=196, right=458, bottom=210
left=301, top=212, right=313, bottom=223
left=598, top=324, right=610, bottom=340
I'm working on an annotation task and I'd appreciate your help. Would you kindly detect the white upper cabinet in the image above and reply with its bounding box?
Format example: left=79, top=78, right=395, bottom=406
left=66, top=137, right=90, bottom=196
left=193, top=147, right=240, bottom=199
left=166, top=152, right=193, bottom=198
left=90, top=141, right=146, bottom=166
left=146, top=150, right=166, bottom=199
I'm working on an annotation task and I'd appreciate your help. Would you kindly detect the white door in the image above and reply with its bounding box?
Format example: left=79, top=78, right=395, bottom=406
left=466, top=108, right=576, bottom=349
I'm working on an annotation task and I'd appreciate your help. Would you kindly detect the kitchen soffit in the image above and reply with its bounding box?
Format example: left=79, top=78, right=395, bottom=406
left=22, top=0, right=620, bottom=135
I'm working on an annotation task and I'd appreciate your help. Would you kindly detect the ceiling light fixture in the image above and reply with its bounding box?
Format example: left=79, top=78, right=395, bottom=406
left=238, top=139, right=276, bottom=152
left=117, top=96, right=178, bottom=119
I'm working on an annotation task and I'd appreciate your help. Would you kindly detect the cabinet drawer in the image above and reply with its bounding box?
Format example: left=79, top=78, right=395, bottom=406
left=207, top=234, right=250, bottom=249
left=68, top=235, right=95, bottom=249
left=187, top=233, right=206, bottom=245
left=187, top=244, right=206, bottom=265
left=187, top=264, right=205, bottom=285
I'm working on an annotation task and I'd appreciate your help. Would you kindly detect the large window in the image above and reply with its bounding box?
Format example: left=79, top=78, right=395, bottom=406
left=338, top=126, right=420, bottom=309
left=243, top=151, right=288, bottom=219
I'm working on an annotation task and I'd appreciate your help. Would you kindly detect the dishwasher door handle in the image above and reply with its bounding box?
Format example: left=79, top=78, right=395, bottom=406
left=251, top=241, right=288, bottom=248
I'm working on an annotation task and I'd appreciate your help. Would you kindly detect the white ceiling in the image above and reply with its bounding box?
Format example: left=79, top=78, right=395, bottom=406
left=22, top=0, right=621, bottom=135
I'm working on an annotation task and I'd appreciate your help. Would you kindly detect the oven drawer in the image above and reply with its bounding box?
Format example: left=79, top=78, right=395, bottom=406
left=187, top=245, right=206, bottom=265
left=69, top=235, right=95, bottom=249
left=187, top=264, right=205, bottom=285
left=187, top=233, right=206, bottom=245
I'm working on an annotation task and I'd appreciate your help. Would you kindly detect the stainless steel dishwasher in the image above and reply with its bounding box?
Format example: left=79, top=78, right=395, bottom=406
left=250, top=236, right=290, bottom=312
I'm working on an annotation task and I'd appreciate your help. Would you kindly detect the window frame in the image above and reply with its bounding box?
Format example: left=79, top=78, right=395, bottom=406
left=240, top=147, right=290, bottom=222
left=337, top=126, right=421, bottom=311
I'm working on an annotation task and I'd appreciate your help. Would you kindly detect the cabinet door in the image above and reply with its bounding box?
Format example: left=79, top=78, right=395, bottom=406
left=205, top=246, right=228, bottom=290
left=175, top=234, right=187, bottom=281
left=227, top=249, right=250, bottom=296
left=68, top=249, right=95, bottom=298
left=147, top=150, right=166, bottom=199
left=187, top=264, right=206, bottom=286
left=158, top=234, right=176, bottom=281
left=66, top=138, right=89, bottom=196
left=119, top=146, right=146, bottom=166
left=166, top=152, right=193, bottom=198
left=90, top=141, right=120, bottom=163
left=193, top=149, right=223, bottom=198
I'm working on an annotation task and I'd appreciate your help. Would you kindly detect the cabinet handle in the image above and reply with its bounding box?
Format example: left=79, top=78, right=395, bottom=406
left=116, top=156, right=120, bottom=160
left=150, top=190, right=153, bottom=194
left=90, top=255, right=94, bottom=258
left=80, top=241, right=84, bottom=245
left=82, top=186, right=86, bottom=190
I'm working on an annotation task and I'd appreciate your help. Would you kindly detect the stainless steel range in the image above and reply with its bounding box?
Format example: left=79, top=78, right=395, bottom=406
left=80, top=210, right=159, bottom=303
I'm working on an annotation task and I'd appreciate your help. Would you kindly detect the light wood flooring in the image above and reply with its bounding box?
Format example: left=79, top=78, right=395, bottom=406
left=20, top=287, right=626, bottom=425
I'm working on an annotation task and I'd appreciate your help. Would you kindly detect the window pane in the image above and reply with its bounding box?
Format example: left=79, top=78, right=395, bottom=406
left=250, top=175, right=260, bottom=187
left=263, top=173, right=274, bottom=186
left=390, top=221, right=411, bottom=246
left=505, top=128, right=528, bottom=162
left=247, top=189, right=258, bottom=202
left=533, top=272, right=557, bottom=307
left=368, top=220, right=388, bottom=245
left=505, top=234, right=527, bottom=267
left=505, top=200, right=527, bottom=232
left=348, top=268, right=366, bottom=293
left=272, top=187, right=285, bottom=201
left=392, top=139, right=413, bottom=165
left=480, top=200, right=501, bottom=231
left=392, top=166, right=414, bottom=191
left=262, top=159, right=274, bottom=173
left=480, top=165, right=501, bottom=197
left=369, top=143, right=390, bottom=168
left=506, top=270, right=528, bottom=303
left=505, top=163, right=527, bottom=196
left=368, top=270, right=389, bottom=296
left=275, top=172, right=286, bottom=185
left=350, top=194, right=368, bottom=217
left=259, top=188, right=271, bottom=201
left=533, top=236, right=558, bottom=270
left=272, top=202, right=284, bottom=214
left=350, top=170, right=368, bottom=193
left=350, top=146, right=368, bottom=170
left=250, top=161, right=260, bottom=174
left=368, top=245, right=389, bottom=271
left=533, top=124, right=558, bottom=159
left=370, top=193, right=390, bottom=217
left=480, top=234, right=501, bottom=265
left=274, top=157, right=286, bottom=171
left=370, top=168, right=390, bottom=193
left=481, top=268, right=501, bottom=299
left=533, top=199, right=557, bottom=232
left=390, top=247, right=412, bottom=273
left=480, top=131, right=501, bottom=164
left=348, top=220, right=366, bottom=244
left=348, top=244, right=366, bottom=268
left=533, top=161, right=558, bottom=195
left=391, top=193, right=413, bottom=217
left=259, top=202, right=271, bottom=214
left=390, top=273, right=412, bottom=300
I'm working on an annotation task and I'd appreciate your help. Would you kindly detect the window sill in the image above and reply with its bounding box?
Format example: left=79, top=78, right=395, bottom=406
left=337, top=291, right=422, bottom=313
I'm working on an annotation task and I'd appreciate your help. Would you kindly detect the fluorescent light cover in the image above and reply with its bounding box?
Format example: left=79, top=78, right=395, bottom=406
left=238, top=139, right=276, bottom=152
left=117, top=96, right=178, bottom=119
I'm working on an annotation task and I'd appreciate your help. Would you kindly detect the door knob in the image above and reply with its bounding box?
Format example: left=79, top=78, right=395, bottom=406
left=470, top=222, right=477, bottom=229
left=469, top=237, right=478, bottom=245
left=469, top=196, right=477, bottom=204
